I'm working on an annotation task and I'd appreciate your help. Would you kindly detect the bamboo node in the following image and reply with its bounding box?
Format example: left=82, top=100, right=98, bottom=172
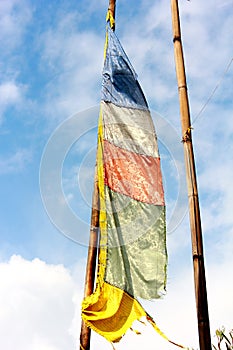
left=90, top=226, right=98, bottom=232
left=173, top=35, right=181, bottom=43
left=178, top=84, right=187, bottom=90
left=193, top=253, right=203, bottom=260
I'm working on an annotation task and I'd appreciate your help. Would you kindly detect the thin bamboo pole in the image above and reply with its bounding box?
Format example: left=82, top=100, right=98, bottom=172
left=79, top=3, right=116, bottom=349
left=79, top=168, right=99, bottom=350
left=170, top=1, right=212, bottom=349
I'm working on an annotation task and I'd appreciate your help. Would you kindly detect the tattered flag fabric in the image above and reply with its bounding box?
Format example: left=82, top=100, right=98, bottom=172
left=81, top=14, right=184, bottom=348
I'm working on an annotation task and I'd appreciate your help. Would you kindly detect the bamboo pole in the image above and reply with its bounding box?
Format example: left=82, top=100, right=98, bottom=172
left=79, top=3, right=116, bottom=349
left=79, top=169, right=99, bottom=350
left=170, top=1, right=211, bottom=349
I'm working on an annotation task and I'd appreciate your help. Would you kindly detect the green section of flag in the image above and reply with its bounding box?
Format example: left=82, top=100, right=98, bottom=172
left=104, top=188, right=167, bottom=299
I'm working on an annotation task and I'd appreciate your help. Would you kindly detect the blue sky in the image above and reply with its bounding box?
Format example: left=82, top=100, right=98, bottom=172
left=0, top=0, right=233, bottom=349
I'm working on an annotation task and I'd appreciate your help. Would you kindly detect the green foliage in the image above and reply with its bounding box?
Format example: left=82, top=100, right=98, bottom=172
left=212, top=327, right=233, bottom=350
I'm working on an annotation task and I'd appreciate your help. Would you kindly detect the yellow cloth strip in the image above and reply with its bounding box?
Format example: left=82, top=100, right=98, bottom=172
left=103, top=23, right=108, bottom=61
left=147, top=316, right=189, bottom=349
left=96, top=107, right=108, bottom=285
left=82, top=281, right=147, bottom=343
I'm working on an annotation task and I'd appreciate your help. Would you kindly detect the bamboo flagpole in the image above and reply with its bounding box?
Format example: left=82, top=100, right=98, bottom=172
left=170, top=1, right=212, bottom=349
left=79, top=168, right=99, bottom=350
left=79, top=2, right=116, bottom=349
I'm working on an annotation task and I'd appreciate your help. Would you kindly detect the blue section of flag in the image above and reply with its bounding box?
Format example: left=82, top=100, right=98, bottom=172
left=102, top=26, right=148, bottom=110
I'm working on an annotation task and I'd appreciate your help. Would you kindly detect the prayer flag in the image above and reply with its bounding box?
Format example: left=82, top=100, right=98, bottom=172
left=82, top=17, right=168, bottom=344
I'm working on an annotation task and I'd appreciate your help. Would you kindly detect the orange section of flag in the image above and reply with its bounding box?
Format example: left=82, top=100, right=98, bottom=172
left=103, top=140, right=164, bottom=206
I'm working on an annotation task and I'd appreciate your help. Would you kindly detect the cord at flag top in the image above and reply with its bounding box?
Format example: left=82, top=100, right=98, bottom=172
left=106, top=10, right=115, bottom=30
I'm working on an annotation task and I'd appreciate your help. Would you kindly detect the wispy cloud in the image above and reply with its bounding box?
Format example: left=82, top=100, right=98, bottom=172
left=0, top=149, right=32, bottom=174
left=0, top=82, right=21, bottom=105
left=0, top=0, right=32, bottom=123
left=0, top=81, right=24, bottom=122
left=0, top=0, right=32, bottom=53
left=37, top=12, right=104, bottom=121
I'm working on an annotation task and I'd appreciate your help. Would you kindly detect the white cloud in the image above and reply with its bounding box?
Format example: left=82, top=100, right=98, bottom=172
left=0, top=254, right=196, bottom=350
left=0, top=149, right=32, bottom=174
left=0, top=0, right=32, bottom=53
left=0, top=255, right=80, bottom=350
left=0, top=82, right=21, bottom=105
left=1, top=235, right=233, bottom=350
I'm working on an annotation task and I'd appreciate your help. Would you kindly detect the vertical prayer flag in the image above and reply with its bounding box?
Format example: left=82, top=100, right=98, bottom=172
left=82, top=16, right=168, bottom=344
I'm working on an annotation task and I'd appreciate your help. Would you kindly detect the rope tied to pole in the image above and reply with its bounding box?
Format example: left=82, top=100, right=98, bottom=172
left=182, top=126, right=193, bottom=143
left=193, top=57, right=233, bottom=125
left=106, top=9, right=115, bottom=30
